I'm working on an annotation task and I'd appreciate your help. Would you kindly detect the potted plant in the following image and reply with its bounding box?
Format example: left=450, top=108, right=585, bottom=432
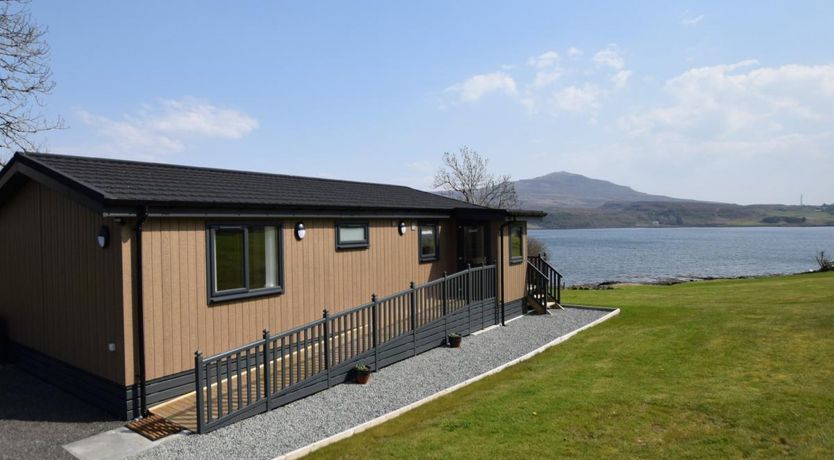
left=447, top=332, right=462, bottom=348
left=353, top=362, right=372, bottom=384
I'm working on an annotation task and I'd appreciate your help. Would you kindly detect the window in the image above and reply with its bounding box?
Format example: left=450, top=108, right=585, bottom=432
left=336, top=222, right=369, bottom=249
left=209, top=224, right=283, bottom=302
left=418, top=222, right=439, bottom=262
left=509, top=223, right=524, bottom=264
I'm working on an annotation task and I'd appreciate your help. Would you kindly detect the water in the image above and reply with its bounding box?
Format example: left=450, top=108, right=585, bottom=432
left=530, top=227, right=834, bottom=285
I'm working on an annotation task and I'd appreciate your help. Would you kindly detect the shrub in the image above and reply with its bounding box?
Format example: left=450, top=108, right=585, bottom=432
left=528, top=236, right=548, bottom=258
left=816, top=251, right=833, bottom=272
left=354, top=362, right=371, bottom=373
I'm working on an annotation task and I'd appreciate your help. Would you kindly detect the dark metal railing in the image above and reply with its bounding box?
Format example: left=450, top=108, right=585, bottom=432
left=193, top=264, right=497, bottom=433
left=526, top=254, right=563, bottom=309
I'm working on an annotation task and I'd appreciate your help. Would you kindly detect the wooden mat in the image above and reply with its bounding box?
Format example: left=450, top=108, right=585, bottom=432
left=126, top=413, right=185, bottom=441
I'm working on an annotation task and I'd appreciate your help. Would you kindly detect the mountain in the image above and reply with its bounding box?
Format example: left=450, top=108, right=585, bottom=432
left=515, top=171, right=686, bottom=208
left=513, top=171, right=834, bottom=228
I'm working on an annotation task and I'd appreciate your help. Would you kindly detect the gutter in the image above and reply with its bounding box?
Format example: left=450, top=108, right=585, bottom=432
left=104, top=210, right=452, bottom=220
left=133, top=206, right=149, bottom=417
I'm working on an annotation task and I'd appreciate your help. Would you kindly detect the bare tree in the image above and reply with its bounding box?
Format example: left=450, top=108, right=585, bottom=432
left=0, top=0, right=61, bottom=165
left=433, top=146, right=518, bottom=208
left=816, top=251, right=833, bottom=272
left=527, top=236, right=547, bottom=258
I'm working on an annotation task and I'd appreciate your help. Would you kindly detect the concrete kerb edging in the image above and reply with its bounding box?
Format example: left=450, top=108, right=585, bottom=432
left=275, top=305, right=620, bottom=460
left=560, top=303, right=620, bottom=312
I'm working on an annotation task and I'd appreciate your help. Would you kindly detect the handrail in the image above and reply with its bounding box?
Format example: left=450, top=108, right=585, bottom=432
left=194, top=263, right=498, bottom=434
left=203, top=338, right=264, bottom=362
left=526, top=254, right=563, bottom=308
left=329, top=302, right=372, bottom=320
left=527, top=261, right=547, bottom=279
left=526, top=262, right=548, bottom=311
left=528, top=254, right=562, bottom=278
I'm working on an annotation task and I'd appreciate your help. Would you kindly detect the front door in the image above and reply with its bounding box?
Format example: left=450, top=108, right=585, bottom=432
left=457, top=223, right=490, bottom=270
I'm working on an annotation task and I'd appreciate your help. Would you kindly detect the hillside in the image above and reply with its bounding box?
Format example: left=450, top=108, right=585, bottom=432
left=535, top=201, right=834, bottom=229
left=515, top=171, right=686, bottom=208
left=514, top=172, right=834, bottom=228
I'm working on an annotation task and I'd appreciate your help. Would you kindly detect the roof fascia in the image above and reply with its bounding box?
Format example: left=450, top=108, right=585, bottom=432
left=102, top=207, right=455, bottom=220
left=0, top=157, right=106, bottom=213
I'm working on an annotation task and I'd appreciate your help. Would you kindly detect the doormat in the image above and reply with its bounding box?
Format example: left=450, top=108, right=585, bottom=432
left=126, top=413, right=184, bottom=441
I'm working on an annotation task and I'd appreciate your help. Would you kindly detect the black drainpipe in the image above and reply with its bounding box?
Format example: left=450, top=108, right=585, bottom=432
left=133, top=206, right=149, bottom=417
left=498, top=218, right=515, bottom=326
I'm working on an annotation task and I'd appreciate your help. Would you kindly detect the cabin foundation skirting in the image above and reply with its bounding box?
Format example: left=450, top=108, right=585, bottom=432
left=504, top=298, right=526, bottom=320
left=9, top=342, right=133, bottom=420
left=8, top=342, right=192, bottom=420
left=9, top=297, right=528, bottom=423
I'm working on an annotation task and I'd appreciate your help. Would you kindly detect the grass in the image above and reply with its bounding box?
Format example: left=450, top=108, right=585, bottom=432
left=306, top=272, right=834, bottom=459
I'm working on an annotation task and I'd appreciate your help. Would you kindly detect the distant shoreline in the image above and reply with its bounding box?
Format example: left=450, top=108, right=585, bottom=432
left=529, top=202, right=834, bottom=229
left=567, top=270, right=824, bottom=290
left=531, top=224, right=834, bottom=230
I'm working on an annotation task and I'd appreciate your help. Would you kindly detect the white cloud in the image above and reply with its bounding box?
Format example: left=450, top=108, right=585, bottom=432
left=446, top=72, right=518, bottom=102
left=406, top=160, right=434, bottom=174
left=680, top=11, right=705, bottom=26
left=443, top=43, right=631, bottom=116
left=593, top=44, right=625, bottom=70
left=531, top=69, right=563, bottom=89
left=611, top=69, right=633, bottom=88
left=619, top=61, right=834, bottom=157
left=149, top=99, right=258, bottom=139
left=527, top=50, right=560, bottom=69
left=76, top=97, right=258, bottom=157
left=552, top=84, right=601, bottom=113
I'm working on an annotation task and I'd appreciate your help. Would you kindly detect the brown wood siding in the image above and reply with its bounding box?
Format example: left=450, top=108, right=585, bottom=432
left=0, top=181, right=126, bottom=384
left=500, top=221, right=527, bottom=303
left=136, top=218, right=458, bottom=380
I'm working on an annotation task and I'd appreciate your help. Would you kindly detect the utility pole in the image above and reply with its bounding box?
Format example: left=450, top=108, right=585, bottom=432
left=800, top=194, right=804, bottom=206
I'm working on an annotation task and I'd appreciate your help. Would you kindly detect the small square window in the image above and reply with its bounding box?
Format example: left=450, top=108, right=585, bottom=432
left=336, top=222, right=369, bottom=249
left=419, top=223, right=439, bottom=262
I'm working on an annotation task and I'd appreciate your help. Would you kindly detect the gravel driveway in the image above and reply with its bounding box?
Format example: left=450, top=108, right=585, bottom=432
left=135, top=307, right=611, bottom=460
left=0, top=365, right=124, bottom=460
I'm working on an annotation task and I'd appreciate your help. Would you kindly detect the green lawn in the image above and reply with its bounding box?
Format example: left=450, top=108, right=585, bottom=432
left=307, top=272, right=834, bottom=459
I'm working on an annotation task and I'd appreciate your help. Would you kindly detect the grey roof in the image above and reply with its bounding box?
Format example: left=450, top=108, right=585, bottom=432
left=0, top=152, right=498, bottom=216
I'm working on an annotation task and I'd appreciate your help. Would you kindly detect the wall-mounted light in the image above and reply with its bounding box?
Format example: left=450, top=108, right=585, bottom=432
left=398, top=221, right=407, bottom=235
left=295, top=222, right=306, bottom=240
left=97, top=225, right=110, bottom=249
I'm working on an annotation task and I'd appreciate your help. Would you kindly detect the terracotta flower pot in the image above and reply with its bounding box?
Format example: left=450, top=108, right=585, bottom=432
left=354, top=369, right=371, bottom=384
left=448, top=335, right=462, bottom=348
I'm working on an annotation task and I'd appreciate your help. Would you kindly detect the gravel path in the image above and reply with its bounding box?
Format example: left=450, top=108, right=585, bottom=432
left=0, top=365, right=124, bottom=460
left=135, top=307, right=611, bottom=460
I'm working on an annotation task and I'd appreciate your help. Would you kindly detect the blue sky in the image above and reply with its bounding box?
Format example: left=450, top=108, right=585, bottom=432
left=19, top=1, right=834, bottom=205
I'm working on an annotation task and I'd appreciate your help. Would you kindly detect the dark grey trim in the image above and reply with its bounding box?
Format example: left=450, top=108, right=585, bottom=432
left=0, top=160, right=105, bottom=213
left=335, top=221, right=369, bottom=250
left=504, top=298, right=525, bottom=320
left=133, top=207, right=149, bottom=416
left=128, top=368, right=196, bottom=410
left=418, top=221, right=440, bottom=263
left=507, top=209, right=548, bottom=218
left=206, top=222, right=285, bottom=304
left=104, top=209, right=455, bottom=219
